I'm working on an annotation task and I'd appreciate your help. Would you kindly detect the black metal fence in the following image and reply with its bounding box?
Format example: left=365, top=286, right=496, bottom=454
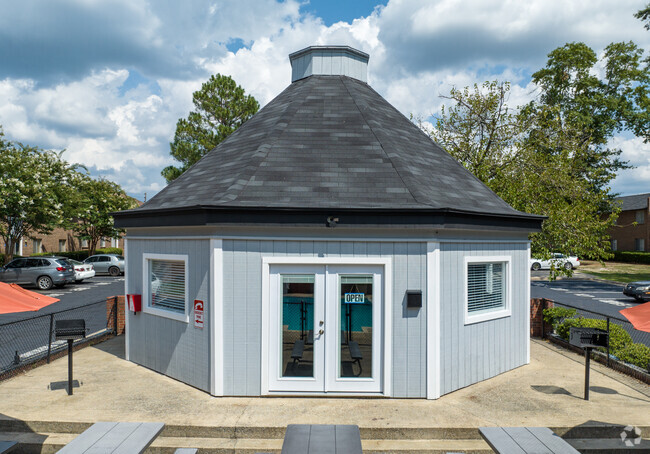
left=0, top=298, right=118, bottom=376
left=541, top=299, right=650, bottom=370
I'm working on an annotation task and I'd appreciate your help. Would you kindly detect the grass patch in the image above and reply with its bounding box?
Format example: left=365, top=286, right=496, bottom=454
left=579, top=260, right=650, bottom=283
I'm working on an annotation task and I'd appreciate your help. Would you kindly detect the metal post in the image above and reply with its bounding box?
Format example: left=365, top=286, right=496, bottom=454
left=47, top=314, right=54, bottom=364
left=67, top=339, right=73, bottom=396
left=584, top=347, right=591, bottom=401
left=606, top=317, right=610, bottom=367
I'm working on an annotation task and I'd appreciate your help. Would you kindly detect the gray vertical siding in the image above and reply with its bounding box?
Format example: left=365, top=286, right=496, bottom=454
left=126, top=239, right=211, bottom=392
left=222, top=240, right=427, bottom=397
left=439, top=242, right=529, bottom=395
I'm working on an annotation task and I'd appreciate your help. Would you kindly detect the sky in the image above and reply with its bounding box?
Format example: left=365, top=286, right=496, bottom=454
left=1, top=0, right=649, bottom=201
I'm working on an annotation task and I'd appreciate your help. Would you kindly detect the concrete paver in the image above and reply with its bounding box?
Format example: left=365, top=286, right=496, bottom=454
left=0, top=336, right=647, bottom=431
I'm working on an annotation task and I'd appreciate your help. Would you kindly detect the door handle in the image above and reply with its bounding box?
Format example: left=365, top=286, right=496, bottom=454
left=318, top=329, right=324, bottom=335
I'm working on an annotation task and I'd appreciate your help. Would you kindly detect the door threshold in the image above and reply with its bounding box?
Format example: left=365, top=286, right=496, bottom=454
left=263, top=391, right=388, bottom=397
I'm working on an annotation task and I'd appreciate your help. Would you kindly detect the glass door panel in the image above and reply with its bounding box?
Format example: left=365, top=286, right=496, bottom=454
left=268, top=265, right=325, bottom=393
left=281, top=275, right=315, bottom=378
left=339, top=275, right=373, bottom=378
left=326, top=265, right=383, bottom=393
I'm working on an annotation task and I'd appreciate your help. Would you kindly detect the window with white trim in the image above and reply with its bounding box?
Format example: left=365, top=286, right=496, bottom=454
left=465, top=256, right=511, bottom=324
left=143, top=253, right=189, bottom=322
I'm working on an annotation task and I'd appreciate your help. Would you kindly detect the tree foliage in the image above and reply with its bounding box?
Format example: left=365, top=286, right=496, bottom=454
left=430, top=41, right=649, bottom=273
left=636, top=3, right=650, bottom=30
left=0, top=127, right=76, bottom=263
left=64, top=173, right=138, bottom=256
left=162, top=74, right=259, bottom=182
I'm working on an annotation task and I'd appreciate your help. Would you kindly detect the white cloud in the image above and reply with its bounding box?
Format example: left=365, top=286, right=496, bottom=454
left=0, top=0, right=648, bottom=199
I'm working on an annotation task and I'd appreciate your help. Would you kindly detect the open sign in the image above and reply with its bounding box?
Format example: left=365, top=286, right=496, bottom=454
left=344, top=293, right=365, bottom=304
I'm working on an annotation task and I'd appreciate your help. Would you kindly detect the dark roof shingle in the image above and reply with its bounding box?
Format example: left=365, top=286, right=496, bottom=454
left=136, top=75, right=532, bottom=221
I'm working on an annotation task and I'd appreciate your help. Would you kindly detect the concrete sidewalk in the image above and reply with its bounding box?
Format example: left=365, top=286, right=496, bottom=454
left=0, top=336, right=647, bottom=431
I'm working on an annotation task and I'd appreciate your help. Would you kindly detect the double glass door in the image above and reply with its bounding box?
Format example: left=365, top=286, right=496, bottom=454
left=268, top=264, right=383, bottom=393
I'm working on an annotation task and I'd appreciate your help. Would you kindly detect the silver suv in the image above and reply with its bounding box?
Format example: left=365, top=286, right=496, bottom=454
left=83, top=254, right=125, bottom=276
left=0, top=257, right=75, bottom=290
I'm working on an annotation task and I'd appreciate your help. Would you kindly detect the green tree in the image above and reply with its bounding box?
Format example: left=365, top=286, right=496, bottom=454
left=0, top=128, right=75, bottom=264
left=430, top=40, right=648, bottom=272
left=66, top=173, right=138, bottom=256
left=162, top=74, right=259, bottom=182
left=636, top=3, right=650, bottom=30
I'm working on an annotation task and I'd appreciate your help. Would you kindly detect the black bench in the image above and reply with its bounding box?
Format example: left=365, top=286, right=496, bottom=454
left=282, top=424, right=362, bottom=454
left=291, top=340, right=305, bottom=365
left=348, top=341, right=363, bottom=375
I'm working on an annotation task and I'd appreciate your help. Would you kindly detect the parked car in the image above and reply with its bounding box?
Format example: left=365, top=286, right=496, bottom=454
left=68, top=259, right=96, bottom=283
left=530, top=253, right=580, bottom=271
left=83, top=254, right=125, bottom=276
left=623, top=281, right=650, bottom=302
left=0, top=257, right=75, bottom=290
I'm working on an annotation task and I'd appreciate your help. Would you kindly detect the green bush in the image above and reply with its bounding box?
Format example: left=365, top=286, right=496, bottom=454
left=616, top=343, right=650, bottom=371
left=543, top=307, right=577, bottom=329
left=32, top=251, right=89, bottom=261
left=612, top=251, right=650, bottom=264
left=556, top=317, right=633, bottom=353
left=96, top=247, right=123, bottom=255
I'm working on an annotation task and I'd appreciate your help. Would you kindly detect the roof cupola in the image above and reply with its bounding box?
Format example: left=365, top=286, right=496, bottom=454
left=289, top=45, right=369, bottom=83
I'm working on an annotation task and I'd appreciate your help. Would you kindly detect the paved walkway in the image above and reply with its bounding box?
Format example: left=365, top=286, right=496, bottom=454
left=0, top=336, right=648, bottom=430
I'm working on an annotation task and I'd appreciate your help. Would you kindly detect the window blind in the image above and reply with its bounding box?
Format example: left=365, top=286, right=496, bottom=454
left=468, top=263, right=504, bottom=313
left=150, top=259, right=186, bottom=313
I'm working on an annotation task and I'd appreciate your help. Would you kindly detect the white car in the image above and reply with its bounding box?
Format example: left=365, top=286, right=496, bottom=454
left=69, top=259, right=96, bottom=283
left=530, top=253, right=580, bottom=271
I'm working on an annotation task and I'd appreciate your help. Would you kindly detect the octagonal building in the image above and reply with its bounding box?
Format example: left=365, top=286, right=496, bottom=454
left=114, top=46, right=543, bottom=399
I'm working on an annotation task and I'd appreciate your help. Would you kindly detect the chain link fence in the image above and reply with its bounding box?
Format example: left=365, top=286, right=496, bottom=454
left=542, top=299, right=650, bottom=374
left=0, top=298, right=118, bottom=377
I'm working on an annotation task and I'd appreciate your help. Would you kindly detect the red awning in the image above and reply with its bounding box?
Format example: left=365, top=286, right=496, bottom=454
left=620, top=302, right=650, bottom=333
left=0, top=283, right=60, bottom=314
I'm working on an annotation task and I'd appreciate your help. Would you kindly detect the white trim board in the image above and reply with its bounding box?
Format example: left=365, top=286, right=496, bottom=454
left=126, top=235, right=530, bottom=244
left=210, top=239, right=224, bottom=396
left=426, top=242, right=441, bottom=400
left=124, top=238, right=130, bottom=362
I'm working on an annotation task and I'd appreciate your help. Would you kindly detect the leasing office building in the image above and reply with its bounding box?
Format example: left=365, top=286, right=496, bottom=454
left=114, top=46, right=543, bottom=399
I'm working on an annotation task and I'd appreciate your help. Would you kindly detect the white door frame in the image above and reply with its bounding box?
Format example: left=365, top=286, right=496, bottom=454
left=261, top=256, right=392, bottom=396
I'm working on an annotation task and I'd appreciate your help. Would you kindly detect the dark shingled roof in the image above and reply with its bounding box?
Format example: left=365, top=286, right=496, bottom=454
left=616, top=193, right=650, bottom=211
left=116, top=75, right=543, bottom=228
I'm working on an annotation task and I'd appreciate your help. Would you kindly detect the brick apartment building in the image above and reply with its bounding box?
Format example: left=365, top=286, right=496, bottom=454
left=7, top=229, right=124, bottom=257
left=609, top=193, right=650, bottom=252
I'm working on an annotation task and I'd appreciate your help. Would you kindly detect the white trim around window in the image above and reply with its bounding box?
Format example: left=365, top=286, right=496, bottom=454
left=464, top=255, right=512, bottom=325
left=142, top=253, right=190, bottom=323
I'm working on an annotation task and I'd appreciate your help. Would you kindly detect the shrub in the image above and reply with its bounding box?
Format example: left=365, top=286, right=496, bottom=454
left=96, top=247, right=123, bottom=255
left=612, top=251, right=650, bottom=264
left=556, top=317, right=633, bottom=353
left=616, top=343, right=650, bottom=371
left=32, top=251, right=89, bottom=261
left=543, top=307, right=577, bottom=330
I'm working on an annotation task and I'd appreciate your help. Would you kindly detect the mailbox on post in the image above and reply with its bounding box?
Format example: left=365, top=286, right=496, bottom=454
left=55, top=319, right=86, bottom=395
left=569, top=327, right=609, bottom=401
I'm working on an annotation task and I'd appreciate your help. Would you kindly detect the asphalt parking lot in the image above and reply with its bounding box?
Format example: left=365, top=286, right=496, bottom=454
left=0, top=275, right=125, bottom=324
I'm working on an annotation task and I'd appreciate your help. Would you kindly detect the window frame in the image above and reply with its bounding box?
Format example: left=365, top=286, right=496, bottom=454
left=464, top=255, right=512, bottom=325
left=142, top=253, right=189, bottom=323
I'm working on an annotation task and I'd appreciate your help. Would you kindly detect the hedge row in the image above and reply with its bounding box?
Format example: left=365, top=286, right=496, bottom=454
left=612, top=251, right=650, bottom=264
left=31, top=248, right=123, bottom=261
left=544, top=307, right=650, bottom=371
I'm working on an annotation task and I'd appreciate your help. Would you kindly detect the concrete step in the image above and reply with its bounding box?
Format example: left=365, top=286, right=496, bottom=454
left=1, top=420, right=648, bottom=440
left=0, top=432, right=492, bottom=454
left=1, top=423, right=649, bottom=453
